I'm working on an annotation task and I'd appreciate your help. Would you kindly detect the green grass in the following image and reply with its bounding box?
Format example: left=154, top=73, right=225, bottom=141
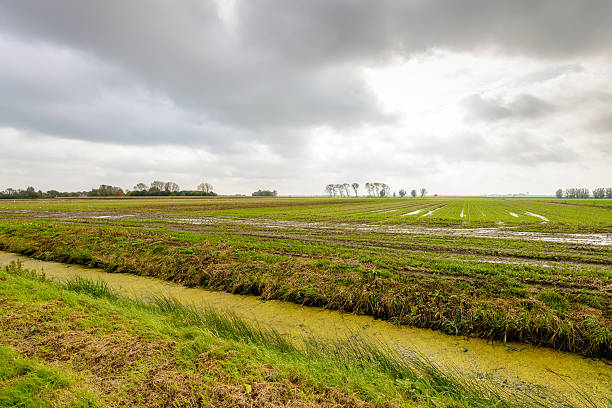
left=0, top=216, right=609, bottom=357
left=1, top=262, right=604, bottom=408
left=0, top=196, right=610, bottom=357
left=0, top=346, right=95, bottom=408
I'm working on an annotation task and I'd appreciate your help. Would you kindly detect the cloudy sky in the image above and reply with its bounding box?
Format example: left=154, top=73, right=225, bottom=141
left=0, top=1, right=610, bottom=195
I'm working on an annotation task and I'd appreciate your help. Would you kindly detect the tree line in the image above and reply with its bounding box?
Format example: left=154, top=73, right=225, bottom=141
left=324, top=183, right=427, bottom=198
left=252, top=189, right=278, bottom=197
left=555, top=187, right=612, bottom=199
left=1, top=181, right=217, bottom=199
left=127, top=181, right=216, bottom=196
left=0, top=187, right=81, bottom=199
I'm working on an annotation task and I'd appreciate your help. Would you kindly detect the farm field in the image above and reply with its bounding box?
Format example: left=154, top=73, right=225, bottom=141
left=1, top=196, right=611, bottom=233
left=0, top=196, right=611, bottom=406
left=0, top=196, right=610, bottom=357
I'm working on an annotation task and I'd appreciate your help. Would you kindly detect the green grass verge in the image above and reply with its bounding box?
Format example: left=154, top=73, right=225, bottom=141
left=2, top=261, right=604, bottom=407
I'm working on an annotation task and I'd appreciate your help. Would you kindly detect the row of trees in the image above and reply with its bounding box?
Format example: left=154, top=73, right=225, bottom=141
left=0, top=187, right=82, bottom=199
left=364, top=182, right=390, bottom=197
left=252, top=189, right=278, bottom=196
left=324, top=183, right=427, bottom=198
left=88, top=185, right=125, bottom=197
left=555, top=187, right=612, bottom=199
left=398, top=188, right=427, bottom=198
left=325, top=183, right=359, bottom=197
left=128, top=181, right=216, bottom=196
left=1, top=181, right=217, bottom=199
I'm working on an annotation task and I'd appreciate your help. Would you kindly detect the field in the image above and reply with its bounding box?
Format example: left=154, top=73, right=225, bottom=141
left=0, top=196, right=610, bottom=406
left=1, top=196, right=611, bottom=233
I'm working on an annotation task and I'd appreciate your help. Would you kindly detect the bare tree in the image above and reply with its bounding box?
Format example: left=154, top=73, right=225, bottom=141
left=164, top=182, right=180, bottom=193
left=351, top=182, right=359, bottom=197
left=365, top=182, right=371, bottom=196
left=372, top=182, right=381, bottom=197
left=420, top=188, right=427, bottom=198
left=342, top=183, right=351, bottom=197
left=150, top=180, right=165, bottom=192
left=133, top=183, right=148, bottom=192
left=411, top=189, right=417, bottom=198
left=325, top=184, right=334, bottom=197
left=197, top=182, right=213, bottom=194
left=380, top=183, right=390, bottom=197
left=335, top=184, right=345, bottom=197
left=593, top=187, right=607, bottom=198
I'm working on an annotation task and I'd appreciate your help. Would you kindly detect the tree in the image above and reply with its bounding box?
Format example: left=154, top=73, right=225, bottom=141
left=150, top=180, right=165, bottom=192
left=335, top=184, right=344, bottom=197
left=555, top=188, right=563, bottom=198
left=371, top=182, right=380, bottom=197
left=134, top=183, right=148, bottom=192
left=164, top=182, right=180, bottom=193
left=593, top=187, right=606, bottom=199
left=88, top=184, right=124, bottom=197
left=420, top=188, right=427, bottom=198
left=351, top=182, right=359, bottom=197
left=399, top=189, right=406, bottom=197
left=252, top=189, right=277, bottom=197
left=380, top=183, right=390, bottom=197
left=411, top=189, right=417, bottom=198
left=365, top=182, right=371, bottom=196
left=342, top=183, right=351, bottom=197
left=607, top=188, right=612, bottom=199
left=197, top=182, right=213, bottom=194
left=325, top=184, right=334, bottom=197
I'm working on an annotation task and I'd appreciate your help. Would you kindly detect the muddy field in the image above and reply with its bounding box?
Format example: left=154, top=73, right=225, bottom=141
left=0, top=197, right=610, bottom=358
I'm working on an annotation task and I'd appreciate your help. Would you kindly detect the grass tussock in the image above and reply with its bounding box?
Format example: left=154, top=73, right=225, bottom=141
left=64, top=276, right=118, bottom=300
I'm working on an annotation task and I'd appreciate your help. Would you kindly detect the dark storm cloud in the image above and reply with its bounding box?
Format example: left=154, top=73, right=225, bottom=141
left=464, top=94, right=557, bottom=121
left=1, top=0, right=611, bottom=146
left=0, top=0, right=388, bottom=135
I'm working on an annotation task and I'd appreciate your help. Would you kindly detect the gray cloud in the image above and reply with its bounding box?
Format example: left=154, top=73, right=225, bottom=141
left=416, top=132, right=577, bottom=164
left=464, top=94, right=557, bottom=121
left=0, top=1, right=610, bottom=194
left=1, top=1, right=611, bottom=143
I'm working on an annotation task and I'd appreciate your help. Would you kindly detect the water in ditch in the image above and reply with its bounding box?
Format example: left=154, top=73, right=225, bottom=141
left=0, top=251, right=609, bottom=403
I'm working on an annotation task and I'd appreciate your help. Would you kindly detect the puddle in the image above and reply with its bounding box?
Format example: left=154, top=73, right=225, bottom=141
left=525, top=212, right=549, bottom=222
left=421, top=207, right=442, bottom=217
left=401, top=209, right=424, bottom=216
left=1, top=251, right=610, bottom=403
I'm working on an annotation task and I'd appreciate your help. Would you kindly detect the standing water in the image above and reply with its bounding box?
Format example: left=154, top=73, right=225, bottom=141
left=0, top=251, right=609, bottom=403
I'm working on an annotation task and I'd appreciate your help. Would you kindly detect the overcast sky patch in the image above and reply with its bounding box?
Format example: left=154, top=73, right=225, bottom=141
left=0, top=1, right=610, bottom=195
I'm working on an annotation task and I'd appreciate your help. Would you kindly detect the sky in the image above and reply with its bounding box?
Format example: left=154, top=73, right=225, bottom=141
left=0, top=0, right=611, bottom=196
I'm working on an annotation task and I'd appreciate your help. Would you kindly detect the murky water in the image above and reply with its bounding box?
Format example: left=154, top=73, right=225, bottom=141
left=0, top=251, right=610, bottom=403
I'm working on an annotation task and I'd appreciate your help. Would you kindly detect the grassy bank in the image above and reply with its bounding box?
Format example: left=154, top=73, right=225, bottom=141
left=0, top=218, right=609, bottom=358
left=2, top=261, right=592, bottom=408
